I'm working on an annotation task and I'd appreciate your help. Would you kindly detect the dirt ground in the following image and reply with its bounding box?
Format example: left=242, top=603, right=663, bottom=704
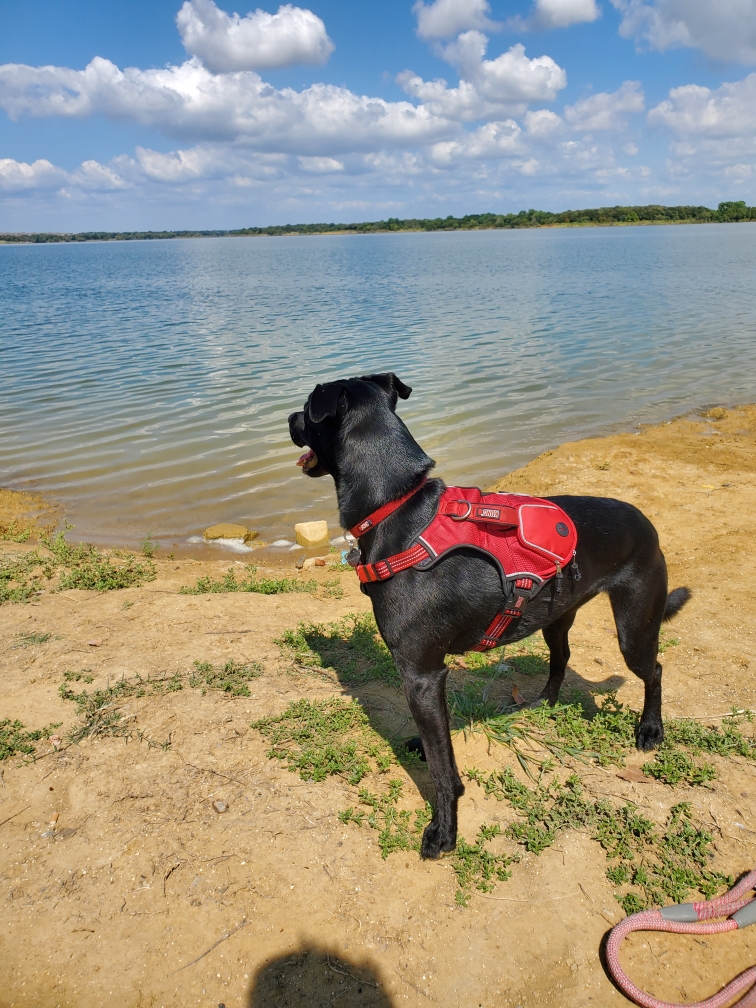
left=2, top=404, right=756, bottom=1008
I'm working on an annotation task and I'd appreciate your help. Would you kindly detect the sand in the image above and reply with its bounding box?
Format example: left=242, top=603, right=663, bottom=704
left=1, top=404, right=756, bottom=1008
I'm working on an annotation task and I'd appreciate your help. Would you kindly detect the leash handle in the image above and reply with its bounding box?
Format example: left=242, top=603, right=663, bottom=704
left=606, top=869, right=756, bottom=1008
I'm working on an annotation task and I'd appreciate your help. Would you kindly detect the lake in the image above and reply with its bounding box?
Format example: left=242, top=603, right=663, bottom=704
left=2, top=223, right=755, bottom=550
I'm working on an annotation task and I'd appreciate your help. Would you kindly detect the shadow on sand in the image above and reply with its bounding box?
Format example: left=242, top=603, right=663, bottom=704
left=246, top=945, right=394, bottom=1008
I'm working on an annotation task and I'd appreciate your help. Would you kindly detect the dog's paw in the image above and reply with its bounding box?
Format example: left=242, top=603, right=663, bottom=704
left=636, top=719, right=664, bottom=751
left=420, top=821, right=456, bottom=860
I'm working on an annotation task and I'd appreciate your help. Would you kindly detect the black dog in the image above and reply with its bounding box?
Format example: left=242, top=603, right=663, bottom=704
left=289, top=373, right=690, bottom=859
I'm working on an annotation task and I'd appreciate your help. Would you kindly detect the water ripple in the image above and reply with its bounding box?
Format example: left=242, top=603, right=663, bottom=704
left=2, top=225, right=756, bottom=545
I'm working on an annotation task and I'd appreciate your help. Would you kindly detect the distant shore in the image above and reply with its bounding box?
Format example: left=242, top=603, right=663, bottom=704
left=2, top=200, right=754, bottom=245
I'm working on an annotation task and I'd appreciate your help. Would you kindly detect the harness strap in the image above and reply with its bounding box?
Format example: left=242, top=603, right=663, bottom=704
left=349, top=478, right=427, bottom=538
left=471, top=578, right=534, bottom=651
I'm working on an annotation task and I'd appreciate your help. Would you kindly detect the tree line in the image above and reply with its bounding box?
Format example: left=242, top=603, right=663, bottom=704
left=2, top=202, right=754, bottom=243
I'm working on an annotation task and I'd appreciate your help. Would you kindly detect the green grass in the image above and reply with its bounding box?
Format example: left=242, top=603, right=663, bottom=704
left=252, top=696, right=397, bottom=784
left=0, top=526, right=156, bottom=604
left=276, top=612, right=400, bottom=687
left=179, top=565, right=317, bottom=595
left=0, top=719, right=62, bottom=761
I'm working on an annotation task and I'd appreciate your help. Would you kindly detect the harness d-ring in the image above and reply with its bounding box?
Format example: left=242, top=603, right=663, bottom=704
left=450, top=500, right=472, bottom=521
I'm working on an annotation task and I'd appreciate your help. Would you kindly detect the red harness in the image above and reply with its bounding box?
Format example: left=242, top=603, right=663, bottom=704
left=350, top=484, right=579, bottom=651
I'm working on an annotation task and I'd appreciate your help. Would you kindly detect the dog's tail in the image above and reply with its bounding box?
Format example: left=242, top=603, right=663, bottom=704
left=663, top=586, right=692, bottom=622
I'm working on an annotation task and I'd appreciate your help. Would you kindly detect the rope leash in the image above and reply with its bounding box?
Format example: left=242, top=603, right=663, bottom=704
left=606, top=868, right=756, bottom=1007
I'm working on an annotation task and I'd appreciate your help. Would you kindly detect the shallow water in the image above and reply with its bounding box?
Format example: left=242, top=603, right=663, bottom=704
left=2, top=224, right=756, bottom=549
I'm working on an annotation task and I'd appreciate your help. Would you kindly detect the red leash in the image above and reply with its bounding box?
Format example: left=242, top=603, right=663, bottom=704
left=606, top=870, right=756, bottom=1007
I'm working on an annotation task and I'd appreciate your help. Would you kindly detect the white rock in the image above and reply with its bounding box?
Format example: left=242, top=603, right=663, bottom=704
left=294, top=520, right=330, bottom=549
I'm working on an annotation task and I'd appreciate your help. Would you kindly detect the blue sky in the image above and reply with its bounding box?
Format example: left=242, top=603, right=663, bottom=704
left=1, top=0, right=755, bottom=230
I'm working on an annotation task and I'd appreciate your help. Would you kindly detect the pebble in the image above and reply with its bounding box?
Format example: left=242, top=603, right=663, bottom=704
left=212, top=800, right=229, bottom=814
left=302, top=556, right=328, bottom=569
left=88, top=639, right=102, bottom=647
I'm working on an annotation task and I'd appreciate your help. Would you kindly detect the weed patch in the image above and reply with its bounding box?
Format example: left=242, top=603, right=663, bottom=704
left=0, top=719, right=62, bottom=761
left=252, top=697, right=397, bottom=784
left=277, top=613, right=400, bottom=687
left=189, top=659, right=262, bottom=696
left=0, top=521, right=32, bottom=543
left=643, top=747, right=717, bottom=786
left=12, top=631, right=58, bottom=648
left=180, top=566, right=317, bottom=595
left=340, top=780, right=432, bottom=856
left=0, top=527, right=155, bottom=604
left=466, top=768, right=731, bottom=912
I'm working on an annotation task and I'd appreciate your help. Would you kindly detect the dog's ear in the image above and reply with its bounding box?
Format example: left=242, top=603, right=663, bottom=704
left=359, top=373, right=412, bottom=407
left=308, top=382, right=346, bottom=424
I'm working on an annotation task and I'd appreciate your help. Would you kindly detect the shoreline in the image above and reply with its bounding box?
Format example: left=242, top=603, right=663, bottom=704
left=2, top=401, right=749, bottom=557
left=3, top=217, right=756, bottom=246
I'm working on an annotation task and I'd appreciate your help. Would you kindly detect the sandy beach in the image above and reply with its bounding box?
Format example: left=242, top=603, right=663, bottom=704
left=1, top=403, right=755, bottom=1008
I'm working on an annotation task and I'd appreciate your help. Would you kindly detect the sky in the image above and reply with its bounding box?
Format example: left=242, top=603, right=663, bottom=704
left=1, top=0, right=755, bottom=230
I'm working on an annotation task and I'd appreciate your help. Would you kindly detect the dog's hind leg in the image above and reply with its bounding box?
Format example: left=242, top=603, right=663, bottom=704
left=401, top=664, right=464, bottom=860
left=539, top=607, right=579, bottom=705
left=609, top=565, right=669, bottom=751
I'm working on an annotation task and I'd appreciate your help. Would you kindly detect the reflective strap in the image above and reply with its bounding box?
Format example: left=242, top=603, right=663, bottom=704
left=356, top=542, right=430, bottom=583
left=471, top=577, right=535, bottom=651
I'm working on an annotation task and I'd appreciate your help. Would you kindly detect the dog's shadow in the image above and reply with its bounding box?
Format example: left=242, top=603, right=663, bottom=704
left=298, top=617, right=627, bottom=802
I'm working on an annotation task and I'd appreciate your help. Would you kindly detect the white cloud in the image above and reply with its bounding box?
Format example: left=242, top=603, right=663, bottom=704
left=622, top=141, right=638, bottom=154
left=0, top=56, right=454, bottom=153
left=512, top=0, right=601, bottom=31
left=443, top=35, right=567, bottom=105
left=647, top=73, right=756, bottom=137
left=564, top=80, right=644, bottom=131
left=412, top=0, right=500, bottom=41
left=298, top=155, right=344, bottom=172
left=0, top=157, right=66, bottom=191
left=176, top=0, right=334, bottom=73
left=611, top=0, right=756, bottom=64
left=524, top=108, right=563, bottom=134
left=0, top=156, right=128, bottom=192
left=398, top=34, right=567, bottom=120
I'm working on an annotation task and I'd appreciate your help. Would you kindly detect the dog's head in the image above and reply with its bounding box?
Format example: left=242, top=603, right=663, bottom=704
left=288, top=372, right=413, bottom=479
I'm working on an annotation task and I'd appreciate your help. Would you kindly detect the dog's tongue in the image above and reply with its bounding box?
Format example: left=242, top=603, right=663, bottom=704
left=297, top=449, right=318, bottom=471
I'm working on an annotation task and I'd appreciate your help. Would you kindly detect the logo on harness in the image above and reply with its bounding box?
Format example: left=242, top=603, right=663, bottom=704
left=556, top=521, right=569, bottom=537
left=479, top=507, right=500, bottom=519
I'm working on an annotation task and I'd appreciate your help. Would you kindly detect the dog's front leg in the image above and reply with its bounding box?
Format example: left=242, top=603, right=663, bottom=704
left=401, top=665, right=464, bottom=859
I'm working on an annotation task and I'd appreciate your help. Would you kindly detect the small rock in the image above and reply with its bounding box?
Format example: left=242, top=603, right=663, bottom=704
left=212, top=800, right=229, bottom=814
left=703, top=407, right=727, bottom=420
left=294, top=520, right=330, bottom=549
left=593, top=657, right=603, bottom=665
left=616, top=767, right=649, bottom=783
left=88, top=639, right=102, bottom=647
left=302, top=556, right=328, bottom=569
left=271, top=539, right=294, bottom=547
left=203, top=523, right=258, bottom=543
left=49, top=735, right=63, bottom=750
